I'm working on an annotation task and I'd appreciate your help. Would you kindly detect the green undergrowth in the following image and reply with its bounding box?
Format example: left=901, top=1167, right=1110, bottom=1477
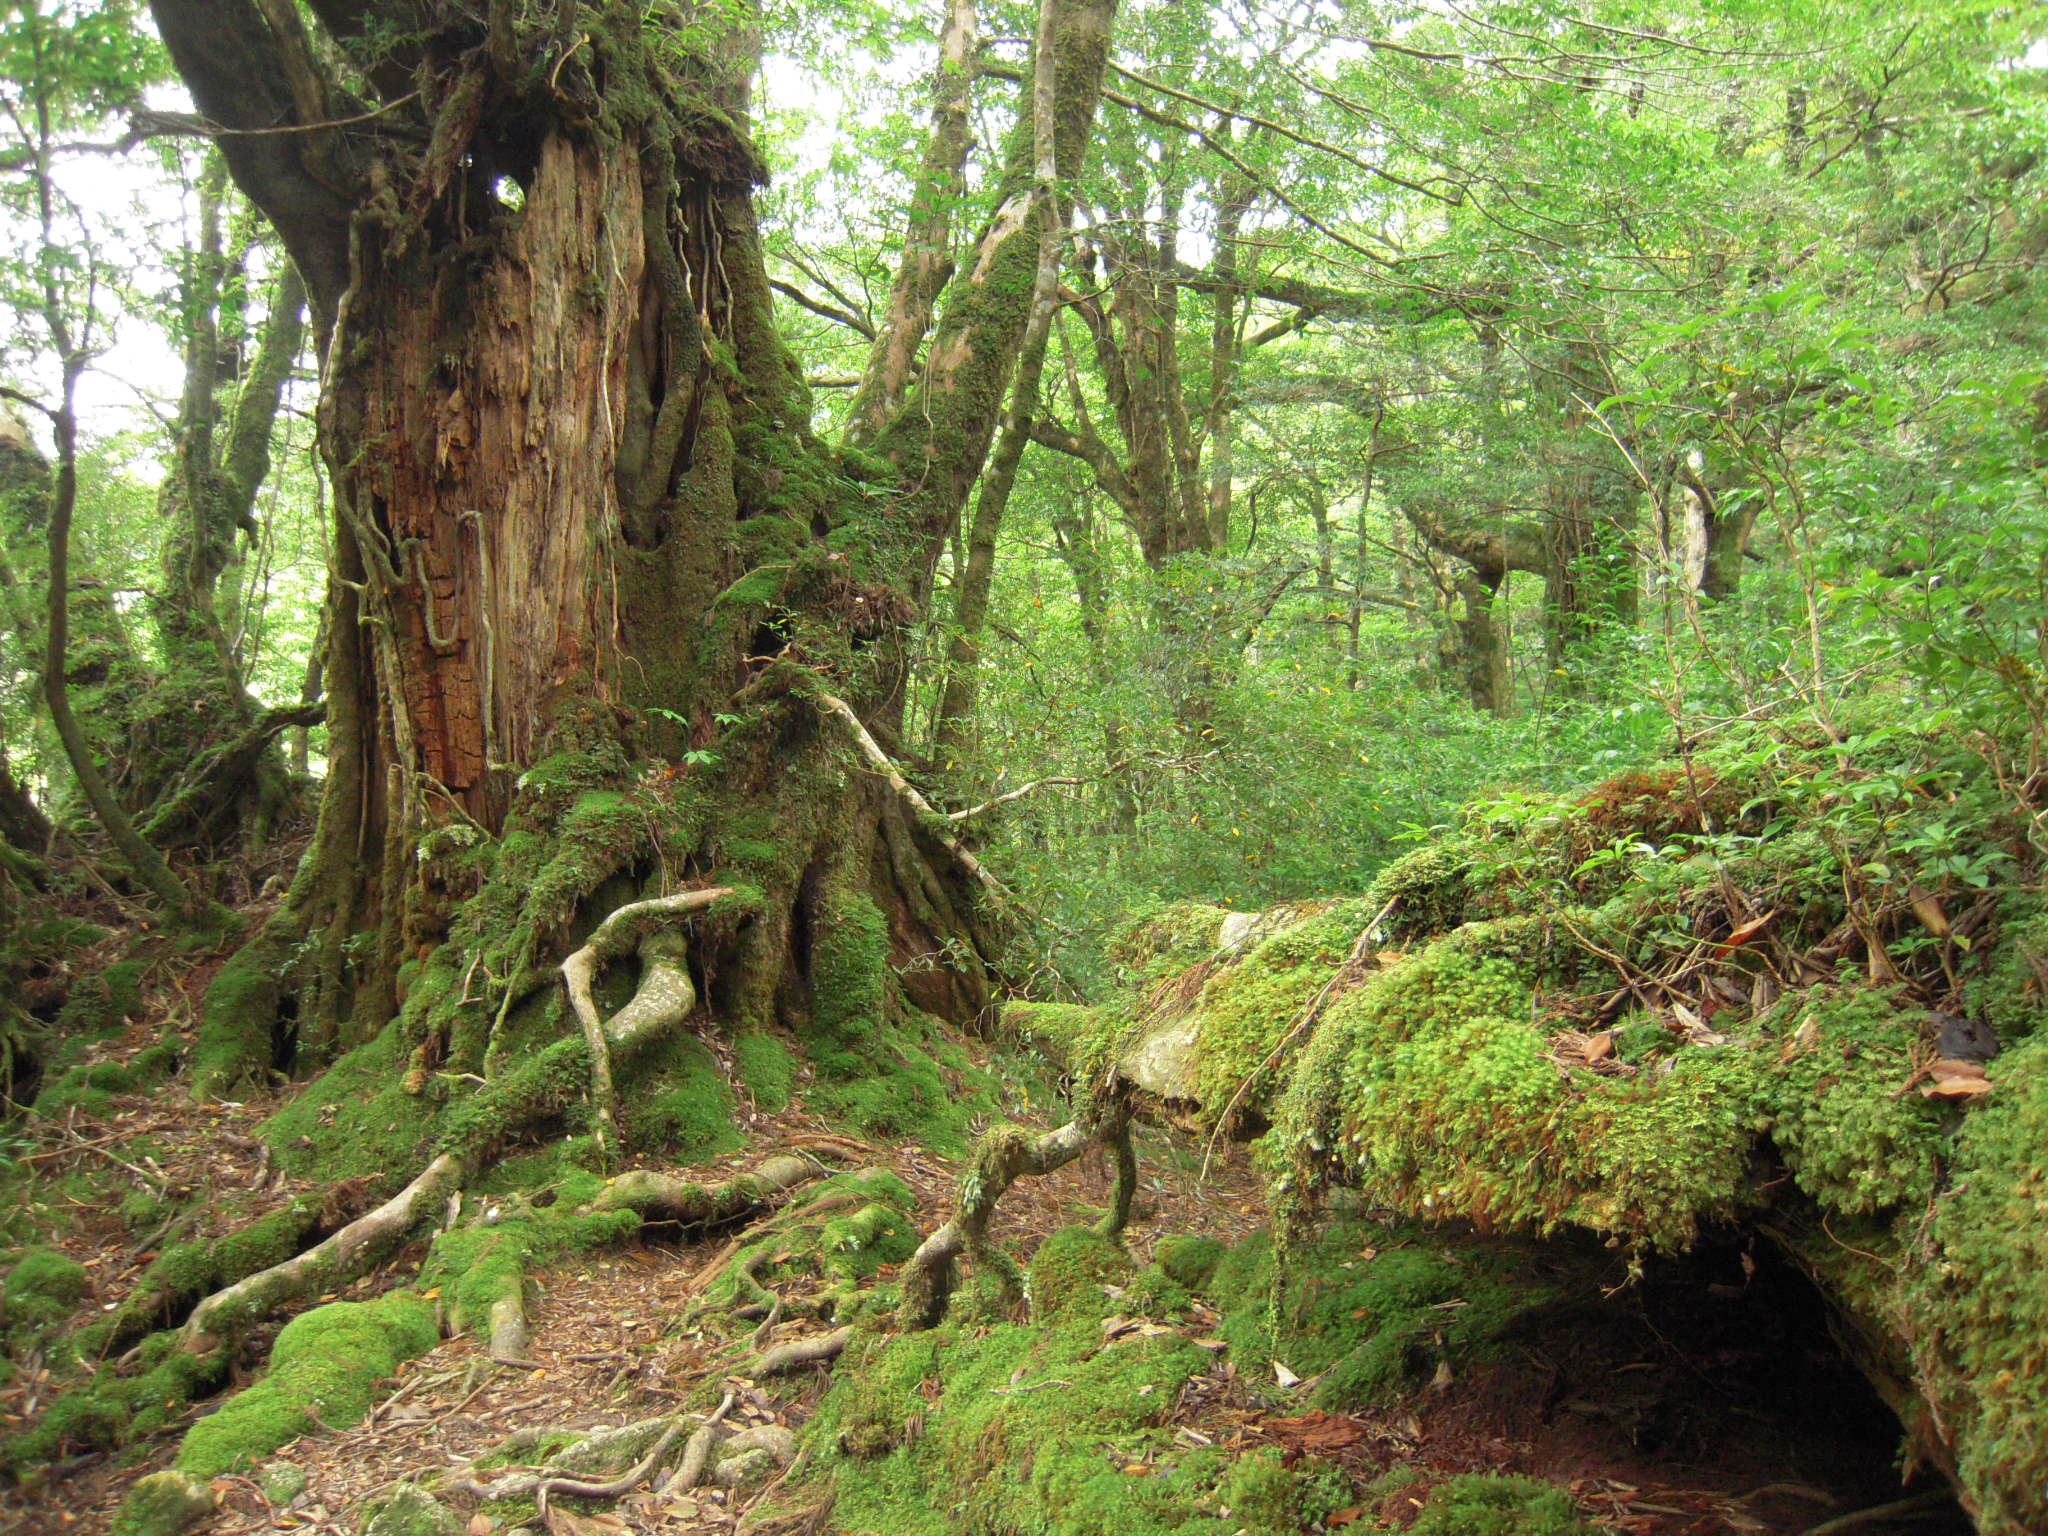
left=797, top=1216, right=1573, bottom=1536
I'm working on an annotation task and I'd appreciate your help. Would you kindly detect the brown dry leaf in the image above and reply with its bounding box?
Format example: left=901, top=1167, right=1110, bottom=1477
left=1260, top=1410, right=1368, bottom=1451
left=467, top=1515, right=497, bottom=1536
left=1712, top=910, right=1776, bottom=957
left=1922, top=1075, right=1993, bottom=1100
left=1584, top=1031, right=1614, bottom=1062
left=1328, top=1507, right=1367, bottom=1526
left=1908, top=884, right=1951, bottom=937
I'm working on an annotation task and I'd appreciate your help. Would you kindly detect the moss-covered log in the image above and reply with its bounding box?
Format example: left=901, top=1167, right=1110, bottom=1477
left=1014, top=751, right=2048, bottom=1533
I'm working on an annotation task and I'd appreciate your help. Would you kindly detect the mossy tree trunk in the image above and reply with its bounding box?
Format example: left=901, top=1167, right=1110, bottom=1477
left=152, top=0, right=1116, bottom=1079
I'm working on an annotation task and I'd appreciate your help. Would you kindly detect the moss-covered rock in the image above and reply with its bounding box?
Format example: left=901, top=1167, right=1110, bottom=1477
left=109, top=1470, right=213, bottom=1536
left=358, top=1483, right=462, bottom=1536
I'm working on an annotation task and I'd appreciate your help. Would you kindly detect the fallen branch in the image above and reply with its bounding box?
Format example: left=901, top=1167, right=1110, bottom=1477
left=179, top=1152, right=466, bottom=1352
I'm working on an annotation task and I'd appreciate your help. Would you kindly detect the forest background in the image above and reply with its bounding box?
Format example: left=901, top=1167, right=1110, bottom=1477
left=2, top=0, right=2048, bottom=1533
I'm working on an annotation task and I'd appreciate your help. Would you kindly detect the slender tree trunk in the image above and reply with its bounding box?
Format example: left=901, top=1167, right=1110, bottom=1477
left=845, top=0, right=979, bottom=444
left=931, top=1, right=1068, bottom=767
left=42, top=365, right=201, bottom=922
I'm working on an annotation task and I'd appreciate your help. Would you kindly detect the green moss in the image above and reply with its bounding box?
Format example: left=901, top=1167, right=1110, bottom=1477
left=109, top=1470, right=213, bottom=1536
left=1408, top=1473, right=1593, bottom=1536
left=54, top=958, right=146, bottom=1038
left=421, top=1176, right=638, bottom=1338
left=1768, top=989, right=1944, bottom=1215
left=1028, top=1225, right=1133, bottom=1321
left=1152, top=1235, right=1226, bottom=1292
left=812, top=892, right=889, bottom=1042
left=1903, top=1025, right=2048, bottom=1534
left=732, top=1028, right=796, bottom=1110
left=174, top=1291, right=438, bottom=1476
left=1270, top=936, right=1762, bottom=1250
left=807, top=1307, right=1219, bottom=1536
left=6, top=1248, right=87, bottom=1306
left=263, top=1019, right=439, bottom=1182
left=1366, top=843, right=1473, bottom=939
left=1109, top=901, right=1230, bottom=983
left=1221, top=1447, right=1352, bottom=1535
left=1206, top=1220, right=1554, bottom=1410
left=618, top=1032, right=743, bottom=1160
left=191, top=931, right=288, bottom=1098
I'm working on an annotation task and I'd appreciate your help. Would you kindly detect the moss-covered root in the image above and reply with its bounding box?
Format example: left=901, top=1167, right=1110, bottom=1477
left=582, top=1149, right=820, bottom=1223
left=179, top=1153, right=466, bottom=1352
left=560, top=885, right=733, bottom=1165
left=899, top=1102, right=1134, bottom=1330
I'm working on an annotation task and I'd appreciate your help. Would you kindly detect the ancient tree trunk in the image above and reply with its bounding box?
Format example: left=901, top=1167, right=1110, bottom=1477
left=152, top=0, right=1116, bottom=1071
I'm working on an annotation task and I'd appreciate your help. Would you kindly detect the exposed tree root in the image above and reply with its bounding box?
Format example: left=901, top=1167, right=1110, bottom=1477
left=584, top=1150, right=821, bottom=1223
left=813, top=691, right=1004, bottom=901
left=560, top=885, right=733, bottom=1166
left=444, top=1388, right=799, bottom=1513
left=178, top=1152, right=467, bottom=1352
left=899, top=1097, right=1135, bottom=1329
left=752, top=1325, right=851, bottom=1377
left=486, top=1280, right=534, bottom=1367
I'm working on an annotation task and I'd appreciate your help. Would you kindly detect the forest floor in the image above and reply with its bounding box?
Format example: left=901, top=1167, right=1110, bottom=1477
left=0, top=934, right=1974, bottom=1536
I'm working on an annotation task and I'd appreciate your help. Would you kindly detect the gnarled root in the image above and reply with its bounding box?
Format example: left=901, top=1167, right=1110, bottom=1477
left=179, top=1152, right=467, bottom=1352
left=898, top=1097, right=1135, bottom=1330
left=583, top=1150, right=822, bottom=1223
left=560, top=885, right=733, bottom=1165
left=752, top=1326, right=850, bottom=1377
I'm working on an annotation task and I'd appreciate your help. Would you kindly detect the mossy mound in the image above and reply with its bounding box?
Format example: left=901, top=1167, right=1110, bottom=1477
left=171, top=1290, right=438, bottom=1476
left=809, top=1314, right=1223, bottom=1536
left=1080, top=731, right=2048, bottom=1531
left=1203, top=1218, right=1554, bottom=1411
